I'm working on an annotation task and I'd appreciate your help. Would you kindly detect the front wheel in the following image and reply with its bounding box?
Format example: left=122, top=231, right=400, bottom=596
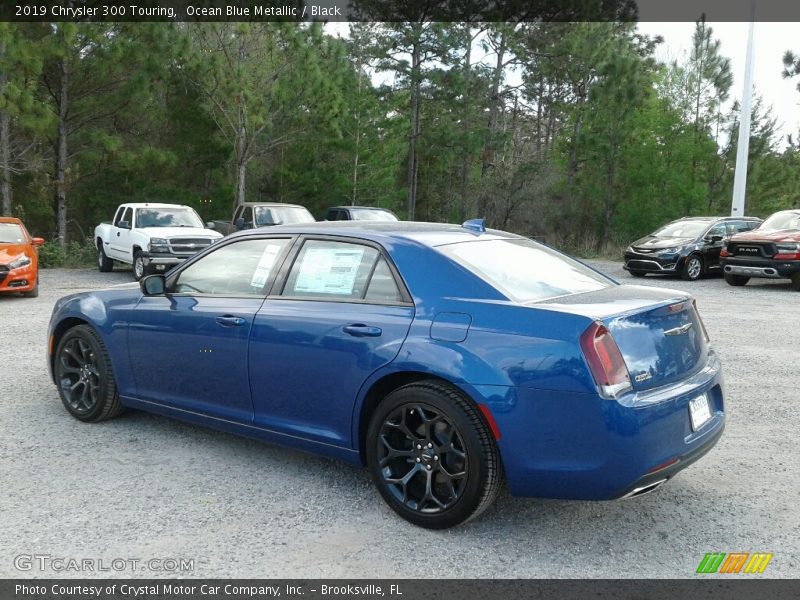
left=133, top=251, right=146, bottom=281
left=366, top=381, right=502, bottom=529
left=23, top=275, right=39, bottom=298
left=724, top=273, right=749, bottom=286
left=682, top=255, right=704, bottom=281
left=54, top=325, right=124, bottom=422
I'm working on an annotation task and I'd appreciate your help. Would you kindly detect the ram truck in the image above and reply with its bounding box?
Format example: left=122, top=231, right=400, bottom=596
left=213, top=202, right=315, bottom=235
left=95, top=203, right=222, bottom=280
left=721, top=209, right=800, bottom=290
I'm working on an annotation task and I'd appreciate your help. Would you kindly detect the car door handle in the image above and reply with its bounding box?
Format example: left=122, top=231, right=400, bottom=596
left=216, top=315, right=246, bottom=327
left=342, top=324, right=382, bottom=337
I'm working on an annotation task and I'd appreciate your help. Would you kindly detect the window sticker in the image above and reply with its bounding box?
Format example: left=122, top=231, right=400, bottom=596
left=250, top=243, right=284, bottom=287
left=294, top=246, right=365, bottom=295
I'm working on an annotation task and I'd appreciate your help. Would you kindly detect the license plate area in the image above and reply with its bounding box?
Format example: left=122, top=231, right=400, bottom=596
left=689, top=393, right=712, bottom=432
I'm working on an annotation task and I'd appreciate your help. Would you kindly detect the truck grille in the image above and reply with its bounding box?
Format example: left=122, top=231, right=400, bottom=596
left=728, top=242, right=775, bottom=258
left=167, top=238, right=214, bottom=255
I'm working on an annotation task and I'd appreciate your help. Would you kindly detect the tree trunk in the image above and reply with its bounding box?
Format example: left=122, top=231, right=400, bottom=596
left=54, top=55, right=69, bottom=247
left=457, top=29, right=472, bottom=221
left=406, top=36, right=421, bottom=221
left=0, top=40, right=11, bottom=216
left=478, top=31, right=507, bottom=220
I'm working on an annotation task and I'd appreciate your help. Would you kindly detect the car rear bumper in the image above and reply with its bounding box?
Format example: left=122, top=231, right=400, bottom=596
left=722, top=257, right=800, bottom=279
left=472, top=351, right=725, bottom=500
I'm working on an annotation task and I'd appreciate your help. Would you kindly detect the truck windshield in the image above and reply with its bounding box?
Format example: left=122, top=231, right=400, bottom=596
left=350, top=209, right=398, bottom=222
left=254, top=206, right=315, bottom=226
left=437, top=238, right=613, bottom=303
left=136, top=208, right=204, bottom=228
left=760, top=212, right=800, bottom=231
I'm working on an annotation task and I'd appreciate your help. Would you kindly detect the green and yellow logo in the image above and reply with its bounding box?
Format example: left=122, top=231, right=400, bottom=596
left=696, top=552, right=773, bottom=574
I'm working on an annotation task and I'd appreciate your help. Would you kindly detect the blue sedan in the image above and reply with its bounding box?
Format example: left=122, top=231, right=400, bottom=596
left=48, top=221, right=725, bottom=528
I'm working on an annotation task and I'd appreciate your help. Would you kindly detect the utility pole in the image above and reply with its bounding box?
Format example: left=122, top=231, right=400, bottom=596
left=731, top=5, right=756, bottom=217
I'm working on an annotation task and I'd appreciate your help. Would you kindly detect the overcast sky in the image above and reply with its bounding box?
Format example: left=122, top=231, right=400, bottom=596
left=638, top=22, right=800, bottom=148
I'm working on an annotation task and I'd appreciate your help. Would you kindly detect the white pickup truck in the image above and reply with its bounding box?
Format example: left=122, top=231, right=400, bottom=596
left=94, top=203, right=222, bottom=280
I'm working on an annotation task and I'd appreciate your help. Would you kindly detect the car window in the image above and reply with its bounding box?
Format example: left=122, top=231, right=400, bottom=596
left=282, top=240, right=382, bottom=301
left=706, top=224, right=726, bottom=238
left=242, top=206, right=254, bottom=227
left=120, top=207, right=132, bottom=226
left=438, top=238, right=612, bottom=303
left=174, top=238, right=290, bottom=296
left=364, top=257, right=402, bottom=303
left=112, top=207, right=124, bottom=226
left=0, top=222, right=26, bottom=244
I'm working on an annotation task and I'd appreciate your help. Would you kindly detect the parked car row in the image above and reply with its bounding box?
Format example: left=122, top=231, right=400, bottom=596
left=624, top=210, right=800, bottom=291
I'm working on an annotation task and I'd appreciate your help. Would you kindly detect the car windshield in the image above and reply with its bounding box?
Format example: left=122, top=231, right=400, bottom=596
left=760, top=212, right=800, bottom=231
left=652, top=221, right=709, bottom=238
left=350, top=209, right=398, bottom=222
left=136, top=207, right=203, bottom=228
left=437, top=238, right=613, bottom=303
left=255, top=206, right=315, bottom=226
left=0, top=223, right=26, bottom=244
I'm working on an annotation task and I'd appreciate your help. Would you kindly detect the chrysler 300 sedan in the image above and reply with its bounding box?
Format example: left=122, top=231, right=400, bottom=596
left=48, top=221, right=725, bottom=528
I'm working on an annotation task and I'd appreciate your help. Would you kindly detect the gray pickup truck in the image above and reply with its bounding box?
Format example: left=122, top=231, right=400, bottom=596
left=213, top=202, right=315, bottom=235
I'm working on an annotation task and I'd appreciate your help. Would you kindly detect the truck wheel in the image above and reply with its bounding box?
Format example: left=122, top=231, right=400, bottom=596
left=724, top=273, right=749, bottom=286
left=681, top=255, right=703, bottom=281
left=791, top=273, right=800, bottom=291
left=97, top=245, right=113, bottom=272
left=133, top=251, right=146, bottom=281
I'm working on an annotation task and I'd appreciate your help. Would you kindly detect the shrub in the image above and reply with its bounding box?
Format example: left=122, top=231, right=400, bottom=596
left=38, top=239, right=97, bottom=268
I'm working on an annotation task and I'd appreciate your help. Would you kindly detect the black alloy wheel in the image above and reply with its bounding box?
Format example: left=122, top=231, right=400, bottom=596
left=367, top=381, right=502, bottom=529
left=54, top=325, right=124, bottom=422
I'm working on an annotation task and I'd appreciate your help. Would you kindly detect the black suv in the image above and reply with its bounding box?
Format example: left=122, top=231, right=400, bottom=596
left=624, top=216, right=762, bottom=281
left=324, top=206, right=399, bottom=222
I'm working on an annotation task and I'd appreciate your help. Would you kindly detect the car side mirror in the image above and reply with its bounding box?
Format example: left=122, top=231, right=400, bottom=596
left=206, top=222, right=216, bottom=229
left=235, top=217, right=245, bottom=231
left=32, top=237, right=45, bottom=247
left=118, top=220, right=131, bottom=230
left=140, top=274, right=166, bottom=296
left=710, top=235, right=723, bottom=243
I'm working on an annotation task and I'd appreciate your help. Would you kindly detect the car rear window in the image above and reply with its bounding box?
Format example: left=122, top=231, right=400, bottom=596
left=437, top=238, right=613, bottom=303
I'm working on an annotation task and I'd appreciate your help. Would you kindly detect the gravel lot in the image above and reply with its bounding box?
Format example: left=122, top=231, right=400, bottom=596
left=1, top=262, right=797, bottom=578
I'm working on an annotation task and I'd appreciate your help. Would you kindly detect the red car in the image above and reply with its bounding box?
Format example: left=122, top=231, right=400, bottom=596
left=0, top=217, right=44, bottom=298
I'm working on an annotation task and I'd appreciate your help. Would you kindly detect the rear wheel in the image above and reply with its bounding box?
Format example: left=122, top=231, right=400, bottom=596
left=54, top=325, right=124, bottom=422
left=97, top=244, right=113, bottom=272
left=724, top=273, right=749, bottom=286
left=682, top=255, right=703, bottom=281
left=791, top=273, right=800, bottom=291
left=366, top=380, right=502, bottom=529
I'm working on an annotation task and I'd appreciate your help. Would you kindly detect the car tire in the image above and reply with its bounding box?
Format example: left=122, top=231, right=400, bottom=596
left=54, top=324, right=125, bottom=422
left=681, top=255, right=704, bottom=281
left=629, top=270, right=646, bottom=278
left=724, top=273, right=749, bottom=287
left=97, top=244, right=113, bottom=272
left=133, top=251, right=146, bottom=281
left=791, top=273, right=800, bottom=291
left=366, top=380, right=502, bottom=529
left=22, top=277, right=39, bottom=298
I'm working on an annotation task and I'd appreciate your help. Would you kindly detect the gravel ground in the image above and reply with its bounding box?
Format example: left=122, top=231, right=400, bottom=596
left=0, top=262, right=797, bottom=579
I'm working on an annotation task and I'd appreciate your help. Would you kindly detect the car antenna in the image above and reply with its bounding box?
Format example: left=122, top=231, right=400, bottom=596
left=462, top=218, right=486, bottom=234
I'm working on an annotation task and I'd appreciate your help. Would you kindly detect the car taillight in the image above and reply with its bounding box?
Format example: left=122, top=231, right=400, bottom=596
left=692, top=299, right=711, bottom=345
left=774, top=243, right=800, bottom=260
left=720, top=247, right=729, bottom=257
left=580, top=321, right=632, bottom=399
